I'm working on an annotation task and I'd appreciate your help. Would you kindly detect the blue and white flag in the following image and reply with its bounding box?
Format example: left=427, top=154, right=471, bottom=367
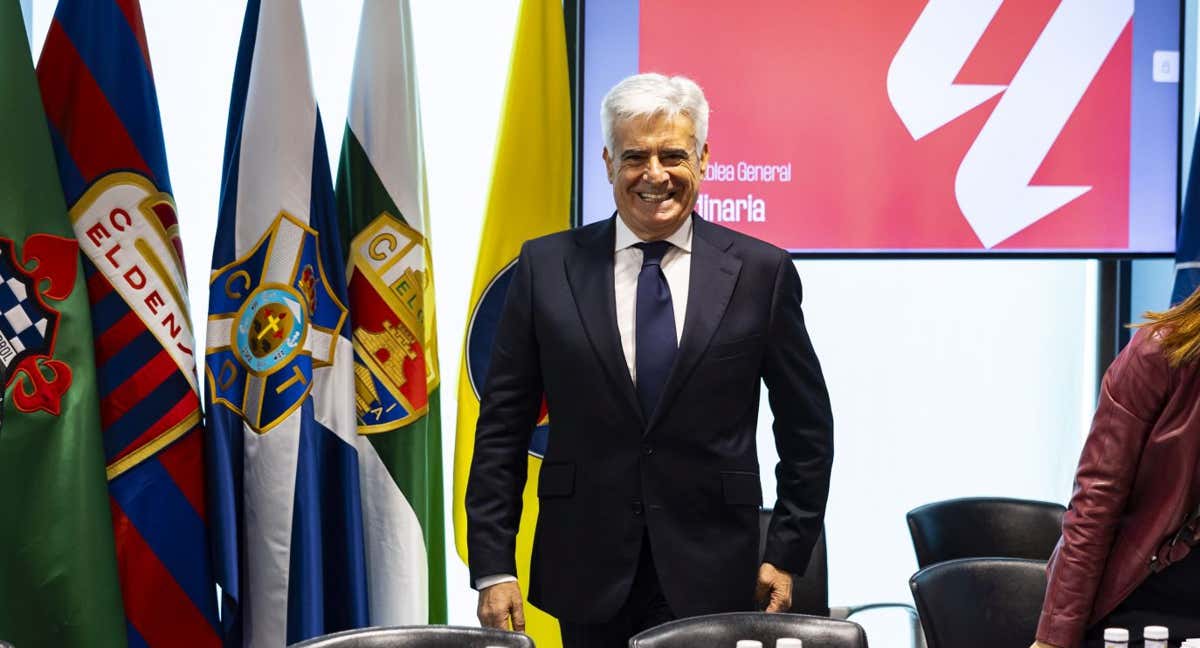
left=1173, top=130, right=1200, bottom=304
left=204, top=1, right=368, bottom=646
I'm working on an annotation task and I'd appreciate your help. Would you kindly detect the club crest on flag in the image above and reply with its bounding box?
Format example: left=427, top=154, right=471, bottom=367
left=206, top=211, right=347, bottom=433
left=465, top=261, right=550, bottom=457
left=0, top=234, right=76, bottom=417
left=70, top=173, right=196, bottom=382
left=347, top=213, right=437, bottom=433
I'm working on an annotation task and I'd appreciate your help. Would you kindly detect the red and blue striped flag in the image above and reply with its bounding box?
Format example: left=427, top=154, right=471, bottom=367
left=36, top=1, right=220, bottom=646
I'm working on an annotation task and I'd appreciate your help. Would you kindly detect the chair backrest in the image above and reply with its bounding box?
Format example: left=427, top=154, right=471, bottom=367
left=905, top=497, right=1065, bottom=568
left=759, top=508, right=830, bottom=616
left=287, top=626, right=536, bottom=648
left=629, top=612, right=868, bottom=648
left=909, top=557, right=1047, bottom=648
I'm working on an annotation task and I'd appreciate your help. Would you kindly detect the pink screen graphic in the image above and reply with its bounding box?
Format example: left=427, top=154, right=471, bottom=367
left=638, top=0, right=1132, bottom=250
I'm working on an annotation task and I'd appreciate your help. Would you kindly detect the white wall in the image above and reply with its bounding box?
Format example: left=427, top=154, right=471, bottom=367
left=27, top=0, right=1101, bottom=634
left=775, top=259, right=1094, bottom=610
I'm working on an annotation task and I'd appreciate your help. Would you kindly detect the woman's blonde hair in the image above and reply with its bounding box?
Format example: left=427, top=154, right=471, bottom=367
left=1136, top=286, right=1200, bottom=365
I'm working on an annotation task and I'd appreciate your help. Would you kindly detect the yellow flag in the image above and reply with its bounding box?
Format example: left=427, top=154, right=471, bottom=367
left=453, top=0, right=571, bottom=645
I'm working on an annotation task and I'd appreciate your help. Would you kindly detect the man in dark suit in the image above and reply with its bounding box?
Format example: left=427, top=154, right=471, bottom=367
left=467, top=73, right=833, bottom=648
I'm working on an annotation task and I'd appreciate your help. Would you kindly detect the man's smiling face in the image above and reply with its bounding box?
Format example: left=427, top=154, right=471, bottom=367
left=604, top=112, right=709, bottom=240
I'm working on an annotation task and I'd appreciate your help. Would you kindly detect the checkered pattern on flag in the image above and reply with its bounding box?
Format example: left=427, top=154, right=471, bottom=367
left=0, top=1, right=126, bottom=644
left=0, top=271, right=50, bottom=361
left=36, top=1, right=220, bottom=645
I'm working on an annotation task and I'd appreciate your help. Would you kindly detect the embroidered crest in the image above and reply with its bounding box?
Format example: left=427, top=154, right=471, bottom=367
left=205, top=212, right=347, bottom=434
left=347, top=213, right=438, bottom=433
left=70, top=173, right=197, bottom=384
left=0, top=234, right=77, bottom=420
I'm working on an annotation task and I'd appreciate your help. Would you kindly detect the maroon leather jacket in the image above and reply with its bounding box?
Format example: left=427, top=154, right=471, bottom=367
left=1037, top=328, right=1200, bottom=647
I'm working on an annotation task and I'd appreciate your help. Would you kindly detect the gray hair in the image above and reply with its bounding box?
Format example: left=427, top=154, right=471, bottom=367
left=601, top=73, right=709, bottom=156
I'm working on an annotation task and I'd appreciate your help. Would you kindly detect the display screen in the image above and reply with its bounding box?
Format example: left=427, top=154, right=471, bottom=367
left=579, top=0, right=1181, bottom=255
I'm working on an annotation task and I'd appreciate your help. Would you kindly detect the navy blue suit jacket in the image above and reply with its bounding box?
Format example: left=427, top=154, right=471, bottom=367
left=466, top=214, right=833, bottom=623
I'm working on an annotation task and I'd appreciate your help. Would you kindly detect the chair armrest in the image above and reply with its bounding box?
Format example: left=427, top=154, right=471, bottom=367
left=839, top=602, right=917, bottom=618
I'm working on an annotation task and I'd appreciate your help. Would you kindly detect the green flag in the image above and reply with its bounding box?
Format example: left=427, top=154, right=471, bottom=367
left=335, top=0, right=447, bottom=624
left=0, top=3, right=127, bottom=647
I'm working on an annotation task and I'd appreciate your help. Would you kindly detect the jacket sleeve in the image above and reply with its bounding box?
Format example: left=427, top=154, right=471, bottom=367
left=1036, top=329, right=1172, bottom=648
left=760, top=252, right=835, bottom=575
left=465, top=242, right=545, bottom=585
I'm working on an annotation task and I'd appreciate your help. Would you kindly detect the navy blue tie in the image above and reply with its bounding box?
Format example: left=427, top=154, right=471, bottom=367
left=634, top=240, right=677, bottom=418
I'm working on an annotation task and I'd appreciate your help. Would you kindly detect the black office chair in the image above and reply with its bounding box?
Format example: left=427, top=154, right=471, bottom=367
left=758, top=508, right=924, bottom=647
left=906, top=497, right=1065, bottom=569
left=287, top=626, right=536, bottom=647
left=908, top=557, right=1047, bottom=648
left=629, top=612, right=868, bottom=648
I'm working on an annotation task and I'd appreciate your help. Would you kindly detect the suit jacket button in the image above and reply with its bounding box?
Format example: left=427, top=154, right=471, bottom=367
left=632, top=499, right=643, bottom=515
left=642, top=444, right=654, bottom=456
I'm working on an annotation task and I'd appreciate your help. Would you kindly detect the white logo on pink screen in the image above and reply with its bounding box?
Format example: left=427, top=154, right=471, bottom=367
left=887, top=0, right=1133, bottom=247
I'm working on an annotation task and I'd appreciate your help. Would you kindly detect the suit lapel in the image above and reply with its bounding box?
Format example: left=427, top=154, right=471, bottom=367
left=564, top=217, right=644, bottom=423
left=648, top=216, right=742, bottom=432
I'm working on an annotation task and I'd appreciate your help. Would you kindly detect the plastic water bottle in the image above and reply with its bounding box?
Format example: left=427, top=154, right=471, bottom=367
left=775, top=639, right=803, bottom=648
left=1104, top=627, right=1129, bottom=648
left=735, top=641, right=763, bottom=648
left=1144, top=625, right=1169, bottom=648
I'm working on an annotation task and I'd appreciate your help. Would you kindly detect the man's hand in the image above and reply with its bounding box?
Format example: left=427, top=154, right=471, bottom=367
left=477, top=581, right=525, bottom=632
left=1029, top=642, right=1062, bottom=648
left=755, top=562, right=793, bottom=613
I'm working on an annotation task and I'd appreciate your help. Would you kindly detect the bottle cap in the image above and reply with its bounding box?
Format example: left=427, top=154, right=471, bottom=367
left=1144, top=626, right=1169, bottom=640
left=776, top=640, right=803, bottom=648
left=1104, top=628, right=1129, bottom=642
left=736, top=642, right=764, bottom=648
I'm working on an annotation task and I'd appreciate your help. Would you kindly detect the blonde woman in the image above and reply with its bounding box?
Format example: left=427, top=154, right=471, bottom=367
left=1033, top=291, right=1200, bottom=648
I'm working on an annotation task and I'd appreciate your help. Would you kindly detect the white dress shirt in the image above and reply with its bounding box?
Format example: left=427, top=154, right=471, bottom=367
left=613, top=214, right=692, bottom=383
left=475, top=215, right=694, bottom=591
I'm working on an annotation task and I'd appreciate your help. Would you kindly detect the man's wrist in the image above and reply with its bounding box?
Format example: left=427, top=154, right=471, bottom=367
left=475, top=573, right=518, bottom=591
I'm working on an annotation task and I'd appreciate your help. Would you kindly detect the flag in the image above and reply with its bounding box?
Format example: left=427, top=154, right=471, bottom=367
left=0, top=2, right=127, bottom=646
left=336, top=0, right=446, bottom=625
left=1173, top=126, right=1200, bottom=304
left=36, top=1, right=220, bottom=644
left=205, top=0, right=368, bottom=645
left=452, top=0, right=572, bottom=645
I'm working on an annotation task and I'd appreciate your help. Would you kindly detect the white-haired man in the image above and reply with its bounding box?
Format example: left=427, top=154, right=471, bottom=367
left=466, top=73, right=833, bottom=647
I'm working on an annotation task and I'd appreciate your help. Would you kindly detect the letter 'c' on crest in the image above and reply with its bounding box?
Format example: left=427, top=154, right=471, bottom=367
left=368, top=232, right=397, bottom=262
left=226, top=270, right=252, bottom=300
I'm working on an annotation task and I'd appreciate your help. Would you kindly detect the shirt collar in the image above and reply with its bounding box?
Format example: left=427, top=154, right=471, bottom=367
left=613, top=213, right=694, bottom=253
